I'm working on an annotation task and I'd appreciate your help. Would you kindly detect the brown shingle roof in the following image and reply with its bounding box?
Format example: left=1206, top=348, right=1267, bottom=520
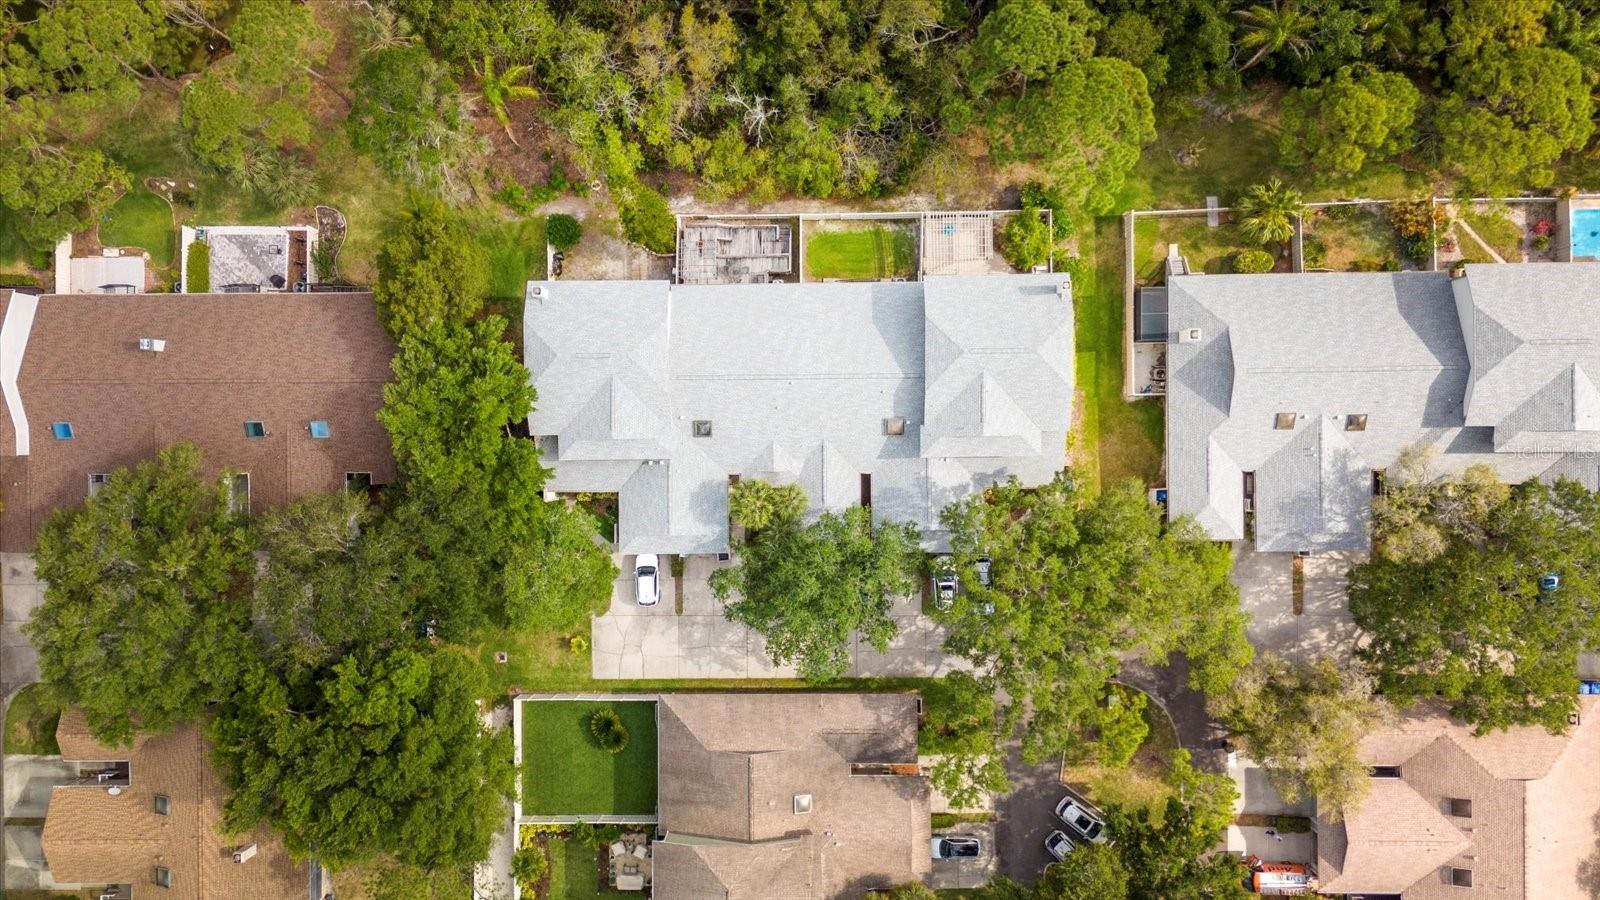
left=0, top=291, right=396, bottom=551
left=655, top=694, right=931, bottom=899
left=42, top=708, right=305, bottom=899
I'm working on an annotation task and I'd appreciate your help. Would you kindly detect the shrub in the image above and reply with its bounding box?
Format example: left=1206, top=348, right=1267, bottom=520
left=615, top=179, right=676, bottom=253
left=589, top=707, right=630, bottom=754
left=510, top=846, right=548, bottom=891
left=186, top=240, right=210, bottom=292
left=1001, top=207, right=1053, bottom=271
left=572, top=821, right=624, bottom=849
left=1350, top=258, right=1383, bottom=272
left=1386, top=197, right=1445, bottom=266
left=1534, top=233, right=1551, bottom=252
left=0, top=272, right=41, bottom=288
left=729, top=479, right=808, bottom=531
left=568, top=634, right=588, bottom=655
left=1274, top=815, right=1313, bottom=833
left=547, top=213, right=582, bottom=250
left=1232, top=249, right=1275, bottom=273
left=1382, top=257, right=1402, bottom=271
left=1301, top=234, right=1327, bottom=269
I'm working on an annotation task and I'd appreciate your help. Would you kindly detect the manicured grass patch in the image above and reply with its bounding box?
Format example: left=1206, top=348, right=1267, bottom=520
left=6, top=683, right=62, bottom=755
left=1460, top=205, right=1524, bottom=262
left=1073, top=217, right=1164, bottom=490
left=521, top=700, right=658, bottom=816
left=100, top=188, right=176, bottom=267
left=1303, top=206, right=1401, bottom=271
left=806, top=227, right=914, bottom=280
left=480, top=216, right=548, bottom=301
left=1139, top=216, right=1262, bottom=278
left=548, top=837, right=625, bottom=899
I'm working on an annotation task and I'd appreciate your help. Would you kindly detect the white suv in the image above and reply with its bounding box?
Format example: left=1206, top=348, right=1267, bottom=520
left=635, top=554, right=660, bottom=607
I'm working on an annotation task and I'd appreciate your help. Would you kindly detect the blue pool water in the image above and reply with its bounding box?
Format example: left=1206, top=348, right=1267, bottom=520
left=1572, top=208, right=1600, bottom=258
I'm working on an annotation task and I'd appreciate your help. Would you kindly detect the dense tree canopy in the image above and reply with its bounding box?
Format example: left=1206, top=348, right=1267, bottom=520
left=211, top=646, right=514, bottom=869
left=347, top=44, right=480, bottom=198
left=379, top=317, right=615, bottom=636
left=373, top=200, right=491, bottom=338
left=711, top=505, right=920, bottom=681
left=25, top=444, right=253, bottom=745
left=938, top=476, right=1251, bottom=762
left=1279, top=66, right=1419, bottom=180
left=1210, top=653, right=1391, bottom=818
left=1351, top=473, right=1600, bottom=732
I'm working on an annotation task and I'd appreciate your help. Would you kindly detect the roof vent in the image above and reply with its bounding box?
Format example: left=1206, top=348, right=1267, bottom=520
left=793, top=793, right=812, bottom=814
left=1275, top=412, right=1298, bottom=430
left=1057, top=278, right=1072, bottom=301
left=232, top=843, right=258, bottom=864
left=529, top=285, right=547, bottom=299
left=1179, top=327, right=1203, bottom=343
left=1345, top=414, right=1368, bottom=432
left=106, top=785, right=122, bottom=796
left=692, top=419, right=713, bottom=438
left=883, top=416, right=907, bottom=436
left=137, top=338, right=166, bottom=352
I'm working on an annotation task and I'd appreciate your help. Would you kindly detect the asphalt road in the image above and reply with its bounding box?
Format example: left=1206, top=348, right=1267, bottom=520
left=993, top=741, right=1064, bottom=883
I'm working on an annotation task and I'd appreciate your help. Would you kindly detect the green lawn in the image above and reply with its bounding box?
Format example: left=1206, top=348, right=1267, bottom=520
left=0, top=205, right=38, bottom=274
left=546, top=837, right=626, bottom=900
left=101, top=188, right=176, bottom=268
left=480, top=215, right=548, bottom=301
left=521, top=700, right=658, bottom=816
left=1073, top=217, right=1164, bottom=491
left=1136, top=216, right=1261, bottom=278
left=805, top=227, right=915, bottom=280
left=1063, top=689, right=1178, bottom=822
left=1304, top=206, right=1401, bottom=271
left=6, top=683, right=62, bottom=755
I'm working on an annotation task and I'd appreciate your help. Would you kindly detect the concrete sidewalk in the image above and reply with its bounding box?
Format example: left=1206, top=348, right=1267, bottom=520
left=592, top=554, right=973, bottom=679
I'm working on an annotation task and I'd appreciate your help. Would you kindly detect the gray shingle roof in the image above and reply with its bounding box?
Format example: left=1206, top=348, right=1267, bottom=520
left=525, top=275, right=1072, bottom=553
left=1166, top=265, right=1600, bottom=551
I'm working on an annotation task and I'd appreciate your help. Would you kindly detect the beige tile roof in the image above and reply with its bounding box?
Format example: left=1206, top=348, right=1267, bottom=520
left=1524, top=695, right=1600, bottom=898
left=1319, top=698, right=1597, bottom=897
left=0, top=291, right=397, bottom=552
left=41, top=708, right=305, bottom=899
left=655, top=693, right=930, bottom=899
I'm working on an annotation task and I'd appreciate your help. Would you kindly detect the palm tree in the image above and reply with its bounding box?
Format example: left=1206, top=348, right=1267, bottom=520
left=1235, top=178, right=1306, bottom=246
left=476, top=56, right=539, bottom=146
left=1235, top=1, right=1316, bottom=70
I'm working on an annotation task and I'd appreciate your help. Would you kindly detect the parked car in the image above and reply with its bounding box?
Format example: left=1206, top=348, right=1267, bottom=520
left=975, top=556, right=993, bottom=587
left=930, top=836, right=982, bottom=859
left=1055, top=796, right=1108, bottom=843
left=932, top=564, right=958, bottom=610
left=635, top=554, right=660, bottom=607
left=1044, top=829, right=1076, bottom=861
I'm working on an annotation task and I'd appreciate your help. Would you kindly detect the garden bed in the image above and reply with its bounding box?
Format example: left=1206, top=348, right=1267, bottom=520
left=1133, top=215, right=1274, bottom=282
left=804, top=221, right=916, bottom=281
left=520, top=699, right=658, bottom=816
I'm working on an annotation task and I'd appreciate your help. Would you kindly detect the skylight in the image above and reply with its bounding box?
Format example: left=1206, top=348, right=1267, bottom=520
left=244, top=421, right=267, bottom=438
left=1274, top=412, right=1297, bottom=430
left=309, top=420, right=331, bottom=439
left=50, top=422, right=74, bottom=440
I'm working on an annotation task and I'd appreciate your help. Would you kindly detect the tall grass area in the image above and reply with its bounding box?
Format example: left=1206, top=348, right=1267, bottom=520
left=480, top=216, right=548, bottom=301
left=1072, top=217, right=1164, bottom=491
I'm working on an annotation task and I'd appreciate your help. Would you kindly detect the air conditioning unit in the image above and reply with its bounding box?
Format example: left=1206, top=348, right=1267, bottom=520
left=137, top=338, right=166, bottom=352
left=1243, top=498, right=1255, bottom=513
left=233, top=843, right=258, bottom=864
left=1179, top=327, right=1203, bottom=343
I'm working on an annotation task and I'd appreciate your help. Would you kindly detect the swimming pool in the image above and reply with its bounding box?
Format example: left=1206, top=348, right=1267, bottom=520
left=1572, top=207, right=1600, bottom=258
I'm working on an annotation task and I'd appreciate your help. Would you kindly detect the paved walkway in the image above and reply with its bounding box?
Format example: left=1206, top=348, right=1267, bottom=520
left=592, top=555, right=973, bottom=679
left=993, top=743, right=1066, bottom=884
left=1, top=553, right=42, bottom=689
left=1231, top=544, right=1362, bottom=664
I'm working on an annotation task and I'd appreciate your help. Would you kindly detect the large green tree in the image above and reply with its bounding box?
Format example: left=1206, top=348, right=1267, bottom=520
left=348, top=44, right=480, bottom=198
left=1436, top=45, right=1593, bottom=190
left=25, top=444, right=254, bottom=745
left=1107, top=753, right=1251, bottom=899
left=378, top=318, right=615, bottom=636
left=210, top=646, right=513, bottom=869
left=937, top=476, right=1251, bottom=763
left=1350, top=476, right=1600, bottom=732
left=372, top=200, right=491, bottom=339
left=711, top=506, right=920, bottom=681
left=1279, top=67, right=1420, bottom=179
left=920, top=672, right=1011, bottom=810
left=253, top=490, right=423, bottom=676
left=1210, top=654, right=1391, bottom=818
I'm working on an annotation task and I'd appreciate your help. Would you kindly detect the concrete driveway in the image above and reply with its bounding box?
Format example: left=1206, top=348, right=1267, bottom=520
left=2, top=553, right=43, bottom=688
left=993, top=743, right=1065, bottom=884
left=591, top=554, right=974, bottom=679
left=3, top=755, right=74, bottom=818
left=1232, top=544, right=1362, bottom=663
left=929, top=823, right=997, bottom=890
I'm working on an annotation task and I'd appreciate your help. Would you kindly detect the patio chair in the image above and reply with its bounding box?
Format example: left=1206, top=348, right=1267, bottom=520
left=633, top=844, right=650, bottom=860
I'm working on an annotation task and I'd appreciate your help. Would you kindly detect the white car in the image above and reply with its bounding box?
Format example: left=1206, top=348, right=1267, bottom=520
left=635, top=554, right=660, bottom=607
left=932, top=568, right=958, bottom=610
left=1055, top=796, right=1108, bottom=844
left=930, top=836, right=981, bottom=859
left=1045, top=829, right=1076, bottom=861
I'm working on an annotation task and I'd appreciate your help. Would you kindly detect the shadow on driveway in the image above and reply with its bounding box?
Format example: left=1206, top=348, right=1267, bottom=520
left=993, top=741, right=1063, bottom=884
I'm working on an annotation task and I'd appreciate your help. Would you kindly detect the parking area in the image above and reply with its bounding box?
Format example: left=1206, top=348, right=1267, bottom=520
left=2, top=754, right=74, bottom=818
left=929, top=822, right=997, bottom=890
left=1231, top=544, right=1362, bottom=663
left=591, top=554, right=973, bottom=679
left=2, top=553, right=44, bottom=687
